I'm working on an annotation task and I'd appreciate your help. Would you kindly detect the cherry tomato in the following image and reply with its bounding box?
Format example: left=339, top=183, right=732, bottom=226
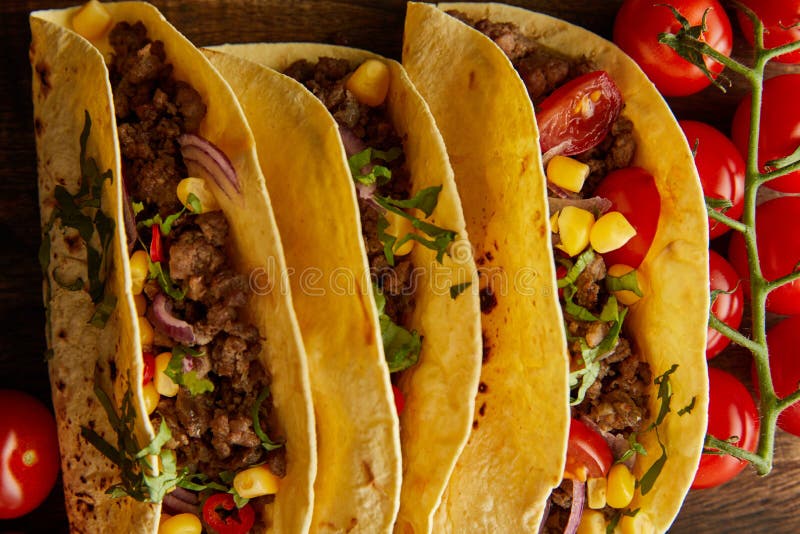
left=202, top=493, right=255, bottom=534
left=751, top=317, right=800, bottom=437
left=142, top=352, right=156, bottom=385
left=536, top=71, right=622, bottom=158
left=692, top=368, right=759, bottom=489
left=150, top=224, right=163, bottom=263
left=613, top=0, right=733, bottom=96
left=593, top=167, right=661, bottom=268
left=736, top=0, right=800, bottom=64
left=565, top=418, right=613, bottom=480
left=731, top=74, right=800, bottom=192
left=707, top=251, right=744, bottom=359
left=392, top=384, right=405, bottom=415
left=679, top=120, right=745, bottom=239
left=0, top=390, right=60, bottom=519
left=728, top=197, right=800, bottom=315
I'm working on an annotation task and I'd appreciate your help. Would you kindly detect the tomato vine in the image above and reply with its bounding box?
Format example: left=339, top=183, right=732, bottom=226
left=660, top=1, right=800, bottom=476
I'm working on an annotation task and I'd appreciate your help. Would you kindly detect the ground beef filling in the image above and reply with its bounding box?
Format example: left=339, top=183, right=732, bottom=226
left=284, top=58, right=416, bottom=325
left=109, top=21, right=285, bottom=479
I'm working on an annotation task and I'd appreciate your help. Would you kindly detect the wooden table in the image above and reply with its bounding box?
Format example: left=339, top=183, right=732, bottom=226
left=2, top=1, right=798, bottom=532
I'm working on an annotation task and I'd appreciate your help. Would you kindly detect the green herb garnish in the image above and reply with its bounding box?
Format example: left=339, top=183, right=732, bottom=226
left=164, top=345, right=214, bottom=396
left=252, top=388, right=284, bottom=452
left=348, top=147, right=403, bottom=185
left=449, top=281, right=472, bottom=300
left=373, top=284, right=421, bottom=373
left=148, top=260, right=185, bottom=301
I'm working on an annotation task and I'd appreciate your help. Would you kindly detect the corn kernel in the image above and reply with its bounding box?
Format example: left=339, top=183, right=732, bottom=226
left=346, top=59, right=390, bottom=107
left=557, top=206, right=595, bottom=257
left=546, top=155, right=590, bottom=193
left=586, top=477, right=607, bottom=509
left=621, top=512, right=654, bottom=534
left=139, top=316, right=154, bottom=350
left=133, top=294, right=147, bottom=316
left=177, top=177, right=220, bottom=214
left=577, top=509, right=606, bottom=534
left=155, top=352, right=179, bottom=397
left=606, top=463, right=636, bottom=509
left=384, top=210, right=415, bottom=256
left=233, top=464, right=280, bottom=498
left=590, top=211, right=636, bottom=254
left=72, top=0, right=112, bottom=41
left=142, top=382, right=160, bottom=415
left=130, top=250, right=149, bottom=295
left=158, top=513, right=201, bottom=534
left=607, top=264, right=643, bottom=305
left=549, top=211, right=559, bottom=233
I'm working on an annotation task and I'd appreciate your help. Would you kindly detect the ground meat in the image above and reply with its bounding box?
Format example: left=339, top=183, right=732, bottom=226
left=168, top=229, right=225, bottom=281
left=574, top=255, right=607, bottom=309
left=577, top=116, right=637, bottom=194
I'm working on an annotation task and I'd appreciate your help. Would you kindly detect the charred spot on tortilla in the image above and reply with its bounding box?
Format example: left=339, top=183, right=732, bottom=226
left=481, top=334, right=492, bottom=364
left=478, top=382, right=488, bottom=393
left=468, top=70, right=476, bottom=89
left=472, top=420, right=478, bottom=429
left=56, top=329, right=67, bottom=340
left=362, top=460, right=376, bottom=485
left=478, top=402, right=487, bottom=416
left=56, top=379, right=66, bottom=391
left=479, top=284, right=497, bottom=314
left=35, top=61, right=51, bottom=97
left=485, top=251, right=494, bottom=262
left=34, top=117, right=44, bottom=136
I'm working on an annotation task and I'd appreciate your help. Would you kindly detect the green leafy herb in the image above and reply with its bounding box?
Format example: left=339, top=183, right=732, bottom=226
left=616, top=433, right=648, bottom=465
left=650, top=364, right=679, bottom=428
left=606, top=508, right=640, bottom=534
left=637, top=438, right=667, bottom=496
left=252, top=388, right=284, bottom=452
left=569, top=307, right=628, bottom=406
left=132, top=201, right=145, bottom=217
left=449, top=281, right=472, bottom=300
left=557, top=249, right=595, bottom=288
left=186, top=192, right=202, bottom=214
left=165, top=345, right=214, bottom=396
left=348, top=147, right=402, bottom=185
left=374, top=284, right=421, bottom=373
left=605, top=270, right=643, bottom=297
left=232, top=490, right=250, bottom=509
left=148, top=260, right=186, bottom=301
left=89, top=294, right=117, bottom=328
left=678, top=396, right=697, bottom=416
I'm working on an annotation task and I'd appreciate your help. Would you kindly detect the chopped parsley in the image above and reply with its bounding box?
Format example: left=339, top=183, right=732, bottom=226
left=164, top=345, right=214, bottom=396
left=252, top=388, right=284, bottom=452
left=349, top=147, right=402, bottom=185
left=449, top=281, right=472, bottom=300
left=373, top=284, right=421, bottom=373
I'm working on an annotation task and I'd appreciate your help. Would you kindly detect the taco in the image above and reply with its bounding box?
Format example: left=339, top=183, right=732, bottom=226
left=204, top=44, right=483, bottom=533
left=30, top=2, right=316, bottom=532
left=403, top=2, right=709, bottom=533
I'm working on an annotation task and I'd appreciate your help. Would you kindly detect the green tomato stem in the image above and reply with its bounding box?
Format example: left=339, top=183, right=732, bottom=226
left=765, top=270, right=800, bottom=293
left=708, top=313, right=760, bottom=353
left=706, top=207, right=748, bottom=233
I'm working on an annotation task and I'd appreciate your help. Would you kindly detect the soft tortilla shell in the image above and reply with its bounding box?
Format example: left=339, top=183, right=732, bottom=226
left=208, top=44, right=483, bottom=534
left=404, top=2, right=709, bottom=532
left=31, top=3, right=317, bottom=533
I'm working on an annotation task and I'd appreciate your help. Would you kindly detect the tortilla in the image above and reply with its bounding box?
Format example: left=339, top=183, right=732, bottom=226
left=205, top=44, right=483, bottom=534
left=403, top=2, right=709, bottom=532
left=31, top=3, right=316, bottom=532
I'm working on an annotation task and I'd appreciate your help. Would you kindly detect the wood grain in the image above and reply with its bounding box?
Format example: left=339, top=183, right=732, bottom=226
left=2, top=1, right=798, bottom=532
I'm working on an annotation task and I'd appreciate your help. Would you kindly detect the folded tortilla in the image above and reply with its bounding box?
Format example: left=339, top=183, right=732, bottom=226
left=403, top=2, right=709, bottom=532
left=204, top=44, right=483, bottom=534
left=31, top=3, right=316, bottom=532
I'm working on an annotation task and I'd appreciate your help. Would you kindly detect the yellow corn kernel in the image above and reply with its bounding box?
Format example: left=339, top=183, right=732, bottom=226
left=546, top=155, right=590, bottom=193
left=177, top=177, right=220, bottom=214
left=620, top=512, right=654, bottom=534
left=607, top=264, right=643, bottom=306
left=130, top=250, right=149, bottom=295
left=72, top=0, right=112, bottom=41
left=557, top=206, right=595, bottom=257
left=155, top=352, right=179, bottom=397
left=233, top=465, right=280, bottom=498
left=346, top=59, right=390, bottom=107
left=586, top=476, right=607, bottom=509
left=158, top=513, right=201, bottom=534
left=549, top=211, right=560, bottom=233
left=577, top=509, right=607, bottom=534
left=133, top=293, right=147, bottom=316
left=385, top=210, right=415, bottom=256
left=590, top=211, right=636, bottom=254
left=142, top=382, right=160, bottom=415
left=606, top=463, right=636, bottom=509
left=139, top=316, right=154, bottom=350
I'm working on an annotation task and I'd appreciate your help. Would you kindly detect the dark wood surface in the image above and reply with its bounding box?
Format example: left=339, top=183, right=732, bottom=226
left=2, top=1, right=798, bottom=532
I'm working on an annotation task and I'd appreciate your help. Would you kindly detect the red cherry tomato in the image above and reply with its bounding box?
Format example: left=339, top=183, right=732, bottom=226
left=737, top=0, right=800, bottom=64
left=0, top=390, right=60, bottom=519
left=759, top=317, right=800, bottom=437
left=613, top=0, right=733, bottom=96
left=150, top=224, right=163, bottom=263
left=732, top=74, right=800, bottom=193
left=202, top=493, right=255, bottom=534
left=728, top=197, right=800, bottom=315
left=536, top=71, right=623, bottom=158
left=707, top=251, right=744, bottom=360
left=142, top=352, right=156, bottom=385
left=679, top=120, right=745, bottom=239
left=565, top=418, right=613, bottom=480
left=392, top=384, right=405, bottom=415
left=692, top=368, right=759, bottom=489
left=593, top=167, right=661, bottom=268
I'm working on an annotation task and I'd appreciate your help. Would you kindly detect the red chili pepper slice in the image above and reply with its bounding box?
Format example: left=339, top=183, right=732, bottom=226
left=150, top=224, right=163, bottom=263
left=202, top=493, right=255, bottom=534
left=142, top=352, right=155, bottom=385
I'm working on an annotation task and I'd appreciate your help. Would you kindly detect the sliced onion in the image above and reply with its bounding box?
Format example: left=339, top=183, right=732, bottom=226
left=338, top=123, right=366, bottom=157
left=163, top=489, right=199, bottom=515
left=151, top=292, right=195, bottom=344
left=548, top=196, right=612, bottom=217
left=170, top=487, right=199, bottom=505
left=121, top=181, right=137, bottom=252
left=178, top=134, right=239, bottom=198
left=356, top=182, right=376, bottom=201
left=564, top=479, right=586, bottom=534
left=580, top=416, right=637, bottom=470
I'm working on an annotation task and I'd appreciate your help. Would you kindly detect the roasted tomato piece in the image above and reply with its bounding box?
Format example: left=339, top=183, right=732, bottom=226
left=565, top=418, right=613, bottom=480
left=536, top=71, right=623, bottom=158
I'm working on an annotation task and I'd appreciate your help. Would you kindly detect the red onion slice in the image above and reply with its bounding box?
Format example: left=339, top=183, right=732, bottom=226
left=163, top=492, right=199, bottom=515
left=178, top=134, right=239, bottom=198
left=564, top=480, right=586, bottom=534
left=548, top=196, right=612, bottom=217
left=121, top=181, right=138, bottom=252
left=338, top=123, right=366, bottom=157
left=356, top=182, right=376, bottom=201
left=170, top=487, right=199, bottom=505
left=150, top=292, right=195, bottom=345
